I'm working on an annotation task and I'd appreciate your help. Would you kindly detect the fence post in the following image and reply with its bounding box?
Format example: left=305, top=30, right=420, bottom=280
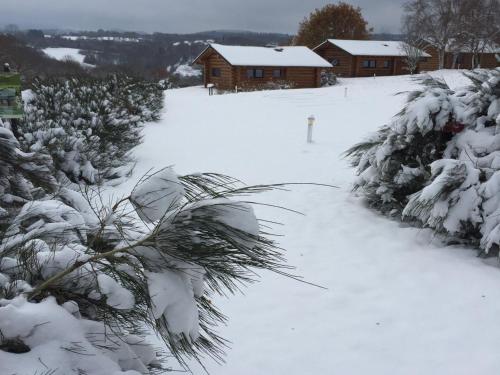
left=307, top=115, right=315, bottom=143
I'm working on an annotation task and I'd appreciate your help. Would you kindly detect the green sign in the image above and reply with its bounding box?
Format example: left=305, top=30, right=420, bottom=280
left=0, top=73, right=23, bottom=119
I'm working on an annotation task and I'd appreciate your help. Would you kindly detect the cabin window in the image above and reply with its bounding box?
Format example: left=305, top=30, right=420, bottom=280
left=272, top=69, right=282, bottom=78
left=247, top=69, right=264, bottom=78
left=362, top=60, right=377, bottom=68
left=331, top=59, right=340, bottom=66
left=383, top=60, right=392, bottom=68
left=211, top=68, right=221, bottom=77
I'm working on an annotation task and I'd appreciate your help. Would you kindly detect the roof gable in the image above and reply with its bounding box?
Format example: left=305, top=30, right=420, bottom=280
left=193, top=44, right=332, bottom=68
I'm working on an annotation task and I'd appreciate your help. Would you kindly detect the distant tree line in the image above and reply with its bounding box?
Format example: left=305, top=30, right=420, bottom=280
left=12, top=29, right=292, bottom=83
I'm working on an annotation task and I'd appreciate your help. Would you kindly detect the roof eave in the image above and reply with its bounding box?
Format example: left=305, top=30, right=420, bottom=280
left=312, top=40, right=331, bottom=51
left=191, top=45, right=212, bottom=66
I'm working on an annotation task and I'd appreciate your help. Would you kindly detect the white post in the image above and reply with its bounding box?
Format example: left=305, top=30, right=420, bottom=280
left=307, top=115, right=315, bottom=143
left=344, top=87, right=348, bottom=98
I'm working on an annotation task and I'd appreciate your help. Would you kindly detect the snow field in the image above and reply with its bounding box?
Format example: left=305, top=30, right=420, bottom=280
left=119, top=72, right=500, bottom=375
left=43, top=47, right=94, bottom=67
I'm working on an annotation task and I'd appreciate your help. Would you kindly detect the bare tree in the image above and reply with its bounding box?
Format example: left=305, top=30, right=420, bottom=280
left=403, top=0, right=462, bottom=69
left=400, top=22, right=427, bottom=74
left=3, top=24, right=19, bottom=34
left=454, top=0, right=500, bottom=68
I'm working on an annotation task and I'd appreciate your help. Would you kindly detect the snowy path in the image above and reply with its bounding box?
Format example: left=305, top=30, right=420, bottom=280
left=123, top=73, right=500, bottom=375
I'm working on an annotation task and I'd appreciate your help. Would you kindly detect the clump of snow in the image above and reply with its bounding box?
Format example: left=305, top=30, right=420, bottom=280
left=0, top=296, right=153, bottom=374
left=174, top=64, right=202, bottom=78
left=97, top=274, right=135, bottom=310
left=130, top=167, right=185, bottom=223
left=147, top=270, right=199, bottom=339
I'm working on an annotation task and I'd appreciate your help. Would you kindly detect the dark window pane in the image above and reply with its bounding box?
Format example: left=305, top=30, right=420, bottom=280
left=247, top=69, right=254, bottom=78
left=212, top=68, right=221, bottom=77
left=273, top=69, right=282, bottom=78
left=255, top=69, right=264, bottom=78
left=332, top=59, right=339, bottom=66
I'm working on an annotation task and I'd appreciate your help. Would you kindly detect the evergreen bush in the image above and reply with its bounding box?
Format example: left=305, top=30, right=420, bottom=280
left=347, top=68, right=500, bottom=253
left=18, top=75, right=164, bottom=184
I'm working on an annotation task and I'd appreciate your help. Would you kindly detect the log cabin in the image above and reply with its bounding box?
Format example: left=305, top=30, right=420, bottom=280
left=313, top=39, right=431, bottom=77
left=192, top=44, right=332, bottom=91
left=419, top=44, right=500, bottom=71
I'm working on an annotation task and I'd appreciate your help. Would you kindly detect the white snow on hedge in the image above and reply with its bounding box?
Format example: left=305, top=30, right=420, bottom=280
left=0, top=296, right=155, bottom=374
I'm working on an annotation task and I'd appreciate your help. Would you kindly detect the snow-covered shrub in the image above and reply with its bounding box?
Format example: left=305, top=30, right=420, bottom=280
left=321, top=70, right=337, bottom=87
left=0, top=126, right=57, bottom=225
left=238, top=80, right=296, bottom=92
left=18, top=75, right=164, bottom=184
left=0, top=133, right=291, bottom=374
left=347, top=68, right=500, bottom=253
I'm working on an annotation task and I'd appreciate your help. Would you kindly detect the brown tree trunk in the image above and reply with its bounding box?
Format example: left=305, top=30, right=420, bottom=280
left=438, top=49, right=446, bottom=70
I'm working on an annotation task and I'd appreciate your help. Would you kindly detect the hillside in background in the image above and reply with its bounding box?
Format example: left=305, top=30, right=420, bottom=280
left=1, top=27, right=406, bottom=89
left=9, top=28, right=404, bottom=85
left=10, top=29, right=292, bottom=85
left=0, top=34, right=88, bottom=84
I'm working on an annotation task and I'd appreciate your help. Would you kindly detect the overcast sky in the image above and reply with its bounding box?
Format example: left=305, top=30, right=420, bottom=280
left=1, top=0, right=406, bottom=34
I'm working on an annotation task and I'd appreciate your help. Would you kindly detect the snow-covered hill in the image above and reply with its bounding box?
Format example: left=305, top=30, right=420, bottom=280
left=119, top=72, right=500, bottom=375
left=43, top=47, right=94, bottom=67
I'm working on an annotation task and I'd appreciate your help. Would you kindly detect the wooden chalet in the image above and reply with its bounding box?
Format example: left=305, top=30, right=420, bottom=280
left=192, top=44, right=332, bottom=90
left=313, top=39, right=431, bottom=77
left=419, top=44, right=500, bottom=71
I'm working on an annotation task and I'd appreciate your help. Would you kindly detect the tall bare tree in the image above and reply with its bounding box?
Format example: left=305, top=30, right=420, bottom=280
left=404, top=0, right=500, bottom=69
left=403, top=0, right=462, bottom=69
left=400, top=22, right=428, bottom=74
left=454, top=0, right=500, bottom=68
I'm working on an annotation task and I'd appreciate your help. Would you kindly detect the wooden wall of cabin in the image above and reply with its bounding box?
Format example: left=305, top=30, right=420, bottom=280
left=286, top=67, right=320, bottom=88
left=444, top=52, right=499, bottom=69
left=419, top=46, right=499, bottom=71
left=314, top=44, right=354, bottom=77
left=419, top=46, right=440, bottom=71
left=203, top=52, right=234, bottom=90
left=234, top=66, right=320, bottom=89
left=353, top=56, right=407, bottom=77
left=479, top=53, right=500, bottom=69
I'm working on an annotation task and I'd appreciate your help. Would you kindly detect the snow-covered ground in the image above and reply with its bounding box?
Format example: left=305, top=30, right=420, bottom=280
left=43, top=47, right=94, bottom=67
left=120, top=71, right=500, bottom=375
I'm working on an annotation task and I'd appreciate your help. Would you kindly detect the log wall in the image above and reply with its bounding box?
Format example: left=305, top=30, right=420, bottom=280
left=314, top=43, right=354, bottom=77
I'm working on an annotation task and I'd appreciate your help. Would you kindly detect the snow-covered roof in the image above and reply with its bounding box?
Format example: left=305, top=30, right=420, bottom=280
left=194, top=43, right=332, bottom=68
left=318, top=39, right=431, bottom=58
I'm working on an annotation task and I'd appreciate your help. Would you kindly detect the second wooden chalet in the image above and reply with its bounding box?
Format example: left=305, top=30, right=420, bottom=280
left=192, top=43, right=332, bottom=90
left=313, top=39, right=431, bottom=77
